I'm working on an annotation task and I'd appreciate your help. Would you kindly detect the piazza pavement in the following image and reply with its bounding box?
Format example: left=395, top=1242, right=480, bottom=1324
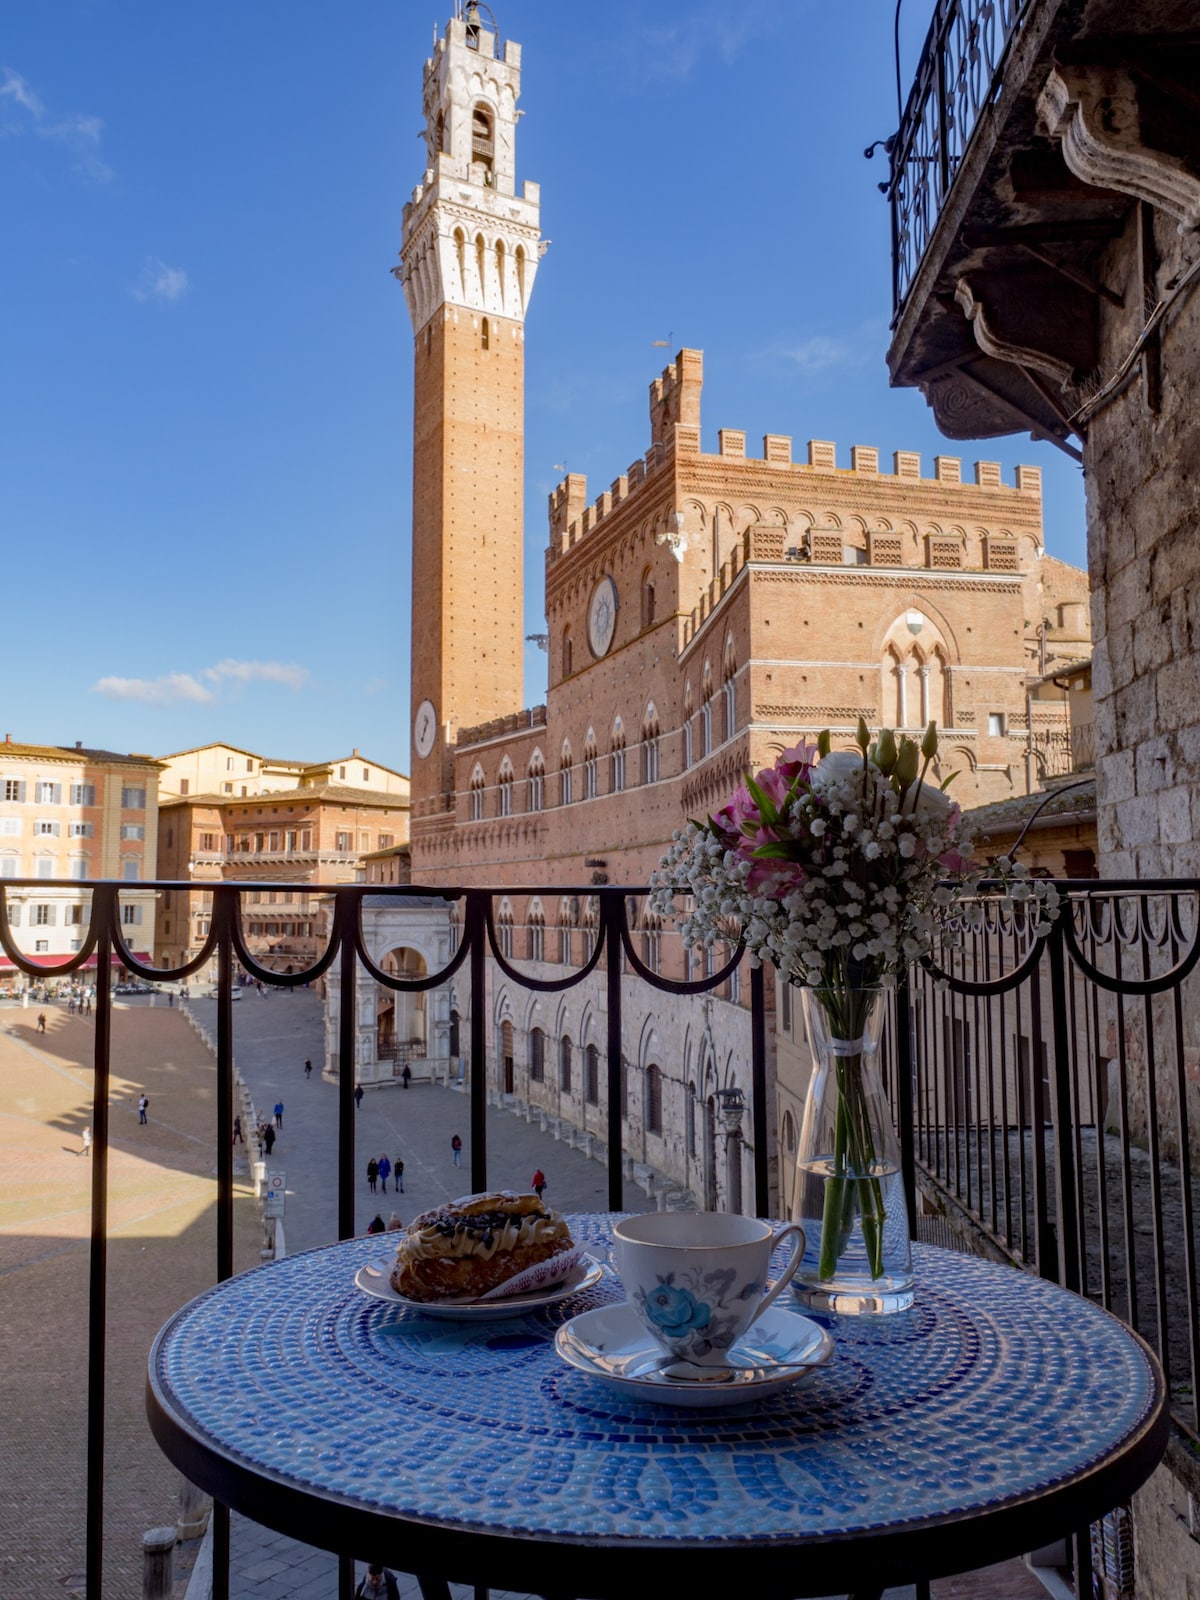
left=0, top=985, right=1045, bottom=1600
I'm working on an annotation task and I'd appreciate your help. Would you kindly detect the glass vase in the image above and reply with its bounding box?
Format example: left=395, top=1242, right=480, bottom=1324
left=790, top=986, right=913, bottom=1314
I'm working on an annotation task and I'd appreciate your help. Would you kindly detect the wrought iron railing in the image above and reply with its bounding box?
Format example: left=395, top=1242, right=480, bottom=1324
left=889, top=0, right=1034, bottom=312
left=5, top=875, right=1198, bottom=1597
left=911, top=882, right=1200, bottom=1452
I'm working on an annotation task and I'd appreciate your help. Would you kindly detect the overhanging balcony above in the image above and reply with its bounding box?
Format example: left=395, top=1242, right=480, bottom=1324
left=885, top=0, right=1200, bottom=457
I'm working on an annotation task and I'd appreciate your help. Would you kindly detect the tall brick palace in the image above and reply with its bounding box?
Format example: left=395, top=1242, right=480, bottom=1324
left=334, top=6, right=1090, bottom=1210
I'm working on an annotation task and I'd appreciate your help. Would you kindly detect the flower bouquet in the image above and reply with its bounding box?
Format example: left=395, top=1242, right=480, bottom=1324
left=650, top=720, right=1055, bottom=1312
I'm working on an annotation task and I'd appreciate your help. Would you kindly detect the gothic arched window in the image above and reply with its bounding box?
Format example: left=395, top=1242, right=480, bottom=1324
left=642, top=704, right=660, bottom=784
left=611, top=718, right=626, bottom=793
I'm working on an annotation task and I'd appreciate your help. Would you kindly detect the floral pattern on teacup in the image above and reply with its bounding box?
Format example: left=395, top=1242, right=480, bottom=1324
left=634, top=1265, right=762, bottom=1361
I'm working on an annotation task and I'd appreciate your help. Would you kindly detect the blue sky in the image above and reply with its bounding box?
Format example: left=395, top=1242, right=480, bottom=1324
left=2, top=1, right=1086, bottom=774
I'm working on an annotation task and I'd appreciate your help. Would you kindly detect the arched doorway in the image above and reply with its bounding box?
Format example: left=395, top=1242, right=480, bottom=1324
left=726, top=1130, right=743, bottom=1215
left=376, top=948, right=428, bottom=1069
left=500, top=1019, right=514, bottom=1094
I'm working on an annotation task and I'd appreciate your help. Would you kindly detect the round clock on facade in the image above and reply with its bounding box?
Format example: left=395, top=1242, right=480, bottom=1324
left=587, top=575, right=618, bottom=658
left=413, top=699, right=438, bottom=760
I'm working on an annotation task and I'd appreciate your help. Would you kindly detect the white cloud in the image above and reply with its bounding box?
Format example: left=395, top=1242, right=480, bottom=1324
left=1, top=67, right=44, bottom=117
left=132, top=258, right=190, bottom=304
left=92, top=673, right=216, bottom=707
left=780, top=335, right=853, bottom=376
left=203, top=659, right=309, bottom=690
left=2, top=67, right=111, bottom=181
left=91, top=659, right=310, bottom=707
left=618, top=3, right=775, bottom=85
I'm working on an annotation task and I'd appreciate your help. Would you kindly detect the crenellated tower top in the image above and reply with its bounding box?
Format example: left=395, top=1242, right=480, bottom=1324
left=396, top=4, right=542, bottom=334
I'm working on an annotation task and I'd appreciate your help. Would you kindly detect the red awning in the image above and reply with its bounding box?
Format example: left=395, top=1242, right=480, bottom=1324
left=0, top=950, right=152, bottom=971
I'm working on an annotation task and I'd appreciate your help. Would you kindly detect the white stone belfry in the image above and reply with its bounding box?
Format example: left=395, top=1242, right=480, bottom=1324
left=397, top=12, right=542, bottom=333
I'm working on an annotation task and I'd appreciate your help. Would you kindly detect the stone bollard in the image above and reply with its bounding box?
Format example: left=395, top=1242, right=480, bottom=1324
left=142, top=1526, right=175, bottom=1600
left=177, top=1474, right=211, bottom=1540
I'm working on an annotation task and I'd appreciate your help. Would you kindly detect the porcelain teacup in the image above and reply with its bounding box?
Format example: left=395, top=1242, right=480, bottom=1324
left=612, top=1210, right=806, bottom=1368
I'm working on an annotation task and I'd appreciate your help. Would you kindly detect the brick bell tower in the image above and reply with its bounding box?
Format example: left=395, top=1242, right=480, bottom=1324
left=396, top=4, right=541, bottom=856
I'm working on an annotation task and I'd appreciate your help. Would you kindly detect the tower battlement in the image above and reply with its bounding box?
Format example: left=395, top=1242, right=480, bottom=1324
left=547, top=351, right=1043, bottom=564
left=650, top=349, right=703, bottom=448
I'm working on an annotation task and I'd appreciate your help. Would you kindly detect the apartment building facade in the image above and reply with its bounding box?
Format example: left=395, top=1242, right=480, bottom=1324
left=0, top=737, right=161, bottom=971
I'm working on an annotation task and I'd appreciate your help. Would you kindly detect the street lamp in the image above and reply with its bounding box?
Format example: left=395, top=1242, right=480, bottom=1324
left=715, top=1084, right=747, bottom=1133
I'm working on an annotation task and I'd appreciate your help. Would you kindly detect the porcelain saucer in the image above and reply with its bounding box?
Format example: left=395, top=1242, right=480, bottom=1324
left=355, top=1252, right=603, bottom=1320
left=555, top=1300, right=834, bottom=1408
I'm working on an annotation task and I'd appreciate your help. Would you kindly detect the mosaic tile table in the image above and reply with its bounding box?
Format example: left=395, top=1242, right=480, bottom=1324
left=146, top=1220, right=1167, bottom=1600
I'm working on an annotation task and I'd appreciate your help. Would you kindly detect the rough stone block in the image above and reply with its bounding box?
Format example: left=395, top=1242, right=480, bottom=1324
left=1100, top=848, right=1134, bottom=878
left=1104, top=558, right=1150, bottom=633
left=1092, top=750, right=1126, bottom=808
left=1132, top=608, right=1175, bottom=677
left=1158, top=654, right=1200, bottom=726
left=1134, top=736, right=1175, bottom=794
left=1112, top=677, right=1157, bottom=749
left=1116, top=793, right=1162, bottom=849
left=1158, top=785, right=1193, bottom=845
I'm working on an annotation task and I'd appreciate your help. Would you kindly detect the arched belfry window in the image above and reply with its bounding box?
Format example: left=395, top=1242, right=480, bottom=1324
left=472, top=104, right=494, bottom=182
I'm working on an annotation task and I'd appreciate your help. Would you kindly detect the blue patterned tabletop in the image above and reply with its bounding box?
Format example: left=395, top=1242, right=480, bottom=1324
left=149, top=1220, right=1163, bottom=1560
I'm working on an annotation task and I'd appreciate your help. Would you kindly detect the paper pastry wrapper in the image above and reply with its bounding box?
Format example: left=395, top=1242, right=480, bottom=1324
left=477, top=1243, right=585, bottom=1301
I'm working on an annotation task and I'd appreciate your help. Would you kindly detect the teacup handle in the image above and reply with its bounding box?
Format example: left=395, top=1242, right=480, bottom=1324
left=749, top=1223, right=806, bottom=1325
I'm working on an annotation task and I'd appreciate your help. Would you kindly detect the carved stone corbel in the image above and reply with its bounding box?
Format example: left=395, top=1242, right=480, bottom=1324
left=955, top=276, right=1078, bottom=389
left=1038, top=64, right=1200, bottom=231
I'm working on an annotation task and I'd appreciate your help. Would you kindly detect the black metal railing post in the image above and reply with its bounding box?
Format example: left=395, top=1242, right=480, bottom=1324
left=750, top=964, right=769, bottom=1218
left=603, top=895, right=625, bottom=1212
left=85, top=887, right=114, bottom=1600
left=466, top=891, right=488, bottom=1191
left=895, top=975, right=918, bottom=1237
left=1048, top=922, right=1082, bottom=1293
left=336, top=893, right=358, bottom=1243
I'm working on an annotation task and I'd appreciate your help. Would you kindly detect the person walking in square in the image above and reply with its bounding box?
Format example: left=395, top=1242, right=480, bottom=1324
left=304, top=1057, right=312, bottom=1079
left=377, top=1154, right=391, bottom=1194
left=81, top=1127, right=92, bottom=1157
left=366, top=1156, right=379, bottom=1195
left=401, top=1063, right=411, bottom=1089
left=37, top=1012, right=47, bottom=1034
left=274, top=1100, right=284, bottom=1128
left=394, top=1156, right=404, bottom=1193
left=355, top=1565, right=400, bottom=1600
left=532, top=1168, right=546, bottom=1201
left=232, top=1116, right=243, bottom=1145
left=451, top=1133, right=462, bottom=1168
left=263, top=1123, right=276, bottom=1156
left=354, top=1083, right=364, bottom=1111
left=137, top=1094, right=149, bottom=1124
left=366, top=1215, right=386, bottom=1236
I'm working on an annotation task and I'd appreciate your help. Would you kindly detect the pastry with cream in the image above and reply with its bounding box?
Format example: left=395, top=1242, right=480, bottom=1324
left=389, top=1190, right=577, bottom=1302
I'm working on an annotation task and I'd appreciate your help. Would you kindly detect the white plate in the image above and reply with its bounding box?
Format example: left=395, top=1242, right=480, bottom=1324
left=555, top=1300, right=834, bottom=1408
left=354, top=1252, right=604, bottom=1320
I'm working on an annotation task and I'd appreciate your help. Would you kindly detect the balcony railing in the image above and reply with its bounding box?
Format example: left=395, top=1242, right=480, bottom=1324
left=3, top=876, right=1198, bottom=1598
left=889, top=0, right=1034, bottom=312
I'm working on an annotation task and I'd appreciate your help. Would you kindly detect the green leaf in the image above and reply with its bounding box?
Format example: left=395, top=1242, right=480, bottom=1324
left=744, top=770, right=779, bottom=827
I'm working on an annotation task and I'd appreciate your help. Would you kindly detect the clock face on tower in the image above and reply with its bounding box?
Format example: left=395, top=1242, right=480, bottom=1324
left=413, top=699, right=437, bottom=760
left=587, top=575, right=618, bottom=659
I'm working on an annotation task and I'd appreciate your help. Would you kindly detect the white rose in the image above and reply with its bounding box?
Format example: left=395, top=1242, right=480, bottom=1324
left=811, top=750, right=864, bottom=792
left=903, top=781, right=955, bottom=824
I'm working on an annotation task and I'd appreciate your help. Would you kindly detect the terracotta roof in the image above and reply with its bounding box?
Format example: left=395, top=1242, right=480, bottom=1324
left=158, top=784, right=408, bottom=810
left=965, top=776, right=1096, bottom=836
left=0, top=741, right=164, bottom=767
